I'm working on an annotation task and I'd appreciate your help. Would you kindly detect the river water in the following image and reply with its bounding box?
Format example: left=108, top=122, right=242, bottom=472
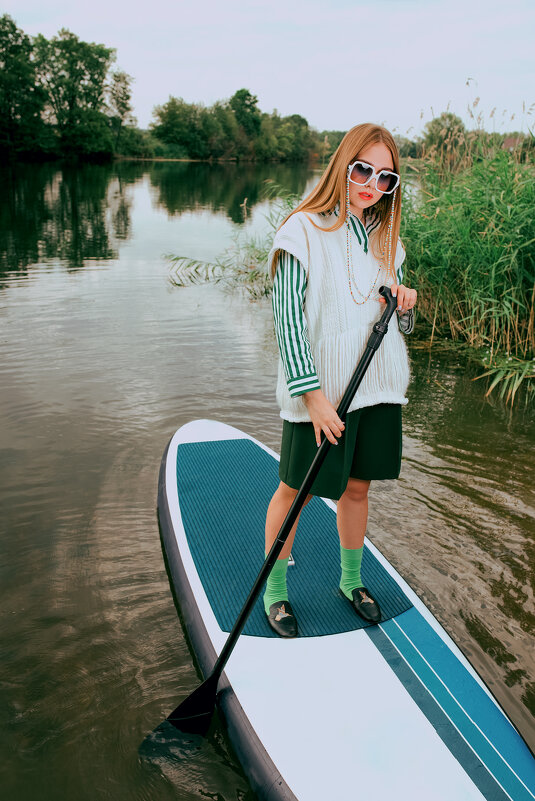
left=0, top=161, right=533, bottom=800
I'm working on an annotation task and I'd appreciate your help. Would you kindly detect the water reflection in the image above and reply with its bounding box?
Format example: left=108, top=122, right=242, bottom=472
left=0, top=163, right=121, bottom=278
left=0, top=160, right=312, bottom=287
left=147, top=161, right=310, bottom=223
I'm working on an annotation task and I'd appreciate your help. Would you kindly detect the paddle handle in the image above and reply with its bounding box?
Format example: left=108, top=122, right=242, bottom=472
left=212, top=285, right=398, bottom=678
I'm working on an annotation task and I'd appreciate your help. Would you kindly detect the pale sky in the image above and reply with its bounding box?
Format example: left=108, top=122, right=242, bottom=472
left=5, top=0, right=535, bottom=137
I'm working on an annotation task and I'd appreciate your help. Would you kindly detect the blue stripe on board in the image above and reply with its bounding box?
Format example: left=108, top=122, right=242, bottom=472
left=380, top=610, right=535, bottom=801
left=392, top=609, right=535, bottom=796
left=366, top=624, right=512, bottom=801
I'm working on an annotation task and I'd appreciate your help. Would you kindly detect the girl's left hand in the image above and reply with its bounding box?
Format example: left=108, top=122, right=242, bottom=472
left=379, top=283, right=417, bottom=314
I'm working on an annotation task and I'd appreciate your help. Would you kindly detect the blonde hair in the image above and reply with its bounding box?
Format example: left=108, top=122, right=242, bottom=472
left=271, top=123, right=401, bottom=280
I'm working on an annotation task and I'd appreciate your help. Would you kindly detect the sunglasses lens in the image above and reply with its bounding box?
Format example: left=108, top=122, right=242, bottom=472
left=349, top=162, right=373, bottom=184
left=377, top=172, right=398, bottom=193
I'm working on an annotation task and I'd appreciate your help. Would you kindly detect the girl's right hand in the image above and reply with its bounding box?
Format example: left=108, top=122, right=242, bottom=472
left=303, top=389, right=345, bottom=446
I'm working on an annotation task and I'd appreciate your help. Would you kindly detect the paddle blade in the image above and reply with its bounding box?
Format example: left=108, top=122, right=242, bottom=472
left=139, top=718, right=205, bottom=763
left=166, top=673, right=219, bottom=736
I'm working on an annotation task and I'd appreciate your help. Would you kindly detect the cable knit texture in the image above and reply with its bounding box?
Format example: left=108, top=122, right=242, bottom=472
left=268, top=210, right=411, bottom=422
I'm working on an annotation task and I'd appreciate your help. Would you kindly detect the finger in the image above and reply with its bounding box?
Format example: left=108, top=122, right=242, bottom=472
left=322, top=425, right=338, bottom=446
left=396, top=285, right=406, bottom=311
left=314, top=424, right=321, bottom=447
left=330, top=423, right=343, bottom=439
left=390, top=282, right=399, bottom=298
left=332, top=416, right=345, bottom=436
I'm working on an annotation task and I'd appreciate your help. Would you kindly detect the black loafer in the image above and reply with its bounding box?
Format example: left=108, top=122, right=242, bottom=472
left=266, top=601, right=298, bottom=638
left=341, top=586, right=382, bottom=624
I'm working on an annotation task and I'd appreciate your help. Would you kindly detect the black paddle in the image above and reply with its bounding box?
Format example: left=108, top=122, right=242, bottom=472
left=163, top=285, right=399, bottom=736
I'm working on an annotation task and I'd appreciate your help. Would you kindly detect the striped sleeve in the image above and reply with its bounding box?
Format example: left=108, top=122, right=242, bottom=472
left=272, top=251, right=321, bottom=397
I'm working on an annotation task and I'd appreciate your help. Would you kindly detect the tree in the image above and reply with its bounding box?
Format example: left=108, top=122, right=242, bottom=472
left=33, top=28, right=115, bottom=155
left=419, top=112, right=468, bottom=174
left=0, top=14, right=48, bottom=158
left=211, top=101, right=239, bottom=159
left=106, top=69, right=135, bottom=152
left=151, top=96, right=198, bottom=154
left=229, top=88, right=261, bottom=139
left=421, top=112, right=465, bottom=152
left=395, top=135, right=418, bottom=159
left=282, top=114, right=313, bottom=160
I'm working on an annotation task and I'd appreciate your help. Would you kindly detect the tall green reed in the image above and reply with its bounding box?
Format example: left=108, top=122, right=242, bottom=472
left=403, top=149, right=534, bottom=356
left=402, top=132, right=534, bottom=403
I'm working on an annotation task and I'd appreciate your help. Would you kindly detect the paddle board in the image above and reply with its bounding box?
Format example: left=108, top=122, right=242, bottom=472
left=158, top=418, right=535, bottom=801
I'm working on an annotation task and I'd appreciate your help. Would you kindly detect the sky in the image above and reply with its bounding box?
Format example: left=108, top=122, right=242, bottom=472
left=4, top=0, right=535, bottom=137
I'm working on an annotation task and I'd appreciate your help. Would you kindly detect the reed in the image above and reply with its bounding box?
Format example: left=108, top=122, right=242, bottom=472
left=401, top=134, right=534, bottom=403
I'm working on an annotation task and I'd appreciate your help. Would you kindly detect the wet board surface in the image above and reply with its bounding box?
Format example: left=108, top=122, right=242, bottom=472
left=158, top=419, right=535, bottom=801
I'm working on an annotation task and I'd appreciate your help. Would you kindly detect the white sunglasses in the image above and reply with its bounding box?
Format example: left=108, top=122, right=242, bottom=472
left=348, top=160, right=400, bottom=194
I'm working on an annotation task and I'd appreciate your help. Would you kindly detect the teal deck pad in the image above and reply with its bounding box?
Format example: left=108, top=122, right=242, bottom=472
left=176, top=439, right=412, bottom=637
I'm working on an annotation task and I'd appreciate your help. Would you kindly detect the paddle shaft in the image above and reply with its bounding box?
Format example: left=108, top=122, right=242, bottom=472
left=210, top=285, right=399, bottom=682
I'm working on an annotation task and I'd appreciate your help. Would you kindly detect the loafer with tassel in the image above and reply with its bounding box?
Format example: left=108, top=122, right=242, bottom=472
left=341, top=586, right=382, bottom=624
left=266, top=601, right=298, bottom=638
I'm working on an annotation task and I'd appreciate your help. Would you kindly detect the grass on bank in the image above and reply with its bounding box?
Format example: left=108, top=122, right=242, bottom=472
left=403, top=149, right=534, bottom=357
left=168, top=146, right=535, bottom=406
left=402, top=128, right=534, bottom=405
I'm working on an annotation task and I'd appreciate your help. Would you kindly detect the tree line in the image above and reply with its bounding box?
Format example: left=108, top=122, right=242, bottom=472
left=1, top=14, right=532, bottom=164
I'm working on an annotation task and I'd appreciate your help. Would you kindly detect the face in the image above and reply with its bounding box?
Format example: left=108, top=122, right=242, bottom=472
left=348, top=141, right=395, bottom=219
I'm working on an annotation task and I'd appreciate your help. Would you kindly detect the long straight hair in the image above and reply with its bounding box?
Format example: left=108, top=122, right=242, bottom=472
left=272, top=123, right=401, bottom=280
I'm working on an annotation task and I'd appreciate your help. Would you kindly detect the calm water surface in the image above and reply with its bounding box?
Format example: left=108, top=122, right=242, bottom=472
left=0, top=161, right=533, bottom=800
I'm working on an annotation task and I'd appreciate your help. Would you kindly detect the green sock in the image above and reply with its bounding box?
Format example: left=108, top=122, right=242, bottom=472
left=263, top=553, right=290, bottom=614
left=339, top=545, right=364, bottom=600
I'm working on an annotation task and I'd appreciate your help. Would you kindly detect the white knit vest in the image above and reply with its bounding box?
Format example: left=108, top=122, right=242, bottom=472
left=268, top=210, right=411, bottom=423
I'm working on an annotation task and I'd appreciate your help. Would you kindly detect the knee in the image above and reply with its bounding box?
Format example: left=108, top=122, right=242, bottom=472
left=277, top=481, right=312, bottom=507
left=342, top=478, right=370, bottom=504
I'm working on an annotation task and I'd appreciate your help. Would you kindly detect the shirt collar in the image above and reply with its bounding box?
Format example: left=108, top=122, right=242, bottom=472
left=329, top=203, right=380, bottom=254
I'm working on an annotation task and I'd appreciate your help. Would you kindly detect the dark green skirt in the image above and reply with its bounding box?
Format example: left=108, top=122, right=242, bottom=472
left=279, top=403, right=402, bottom=501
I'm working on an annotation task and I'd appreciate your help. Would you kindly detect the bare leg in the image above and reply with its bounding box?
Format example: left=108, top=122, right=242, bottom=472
left=337, top=478, right=371, bottom=549
left=265, top=481, right=311, bottom=559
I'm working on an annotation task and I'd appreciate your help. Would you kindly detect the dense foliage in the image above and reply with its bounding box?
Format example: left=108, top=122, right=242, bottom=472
left=0, top=15, right=134, bottom=160
left=150, top=90, right=321, bottom=161
left=0, top=15, right=50, bottom=156
left=3, top=15, right=532, bottom=167
left=403, top=152, right=534, bottom=358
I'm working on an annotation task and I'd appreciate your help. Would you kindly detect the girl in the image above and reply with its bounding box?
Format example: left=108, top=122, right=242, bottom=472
left=264, top=123, right=417, bottom=638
